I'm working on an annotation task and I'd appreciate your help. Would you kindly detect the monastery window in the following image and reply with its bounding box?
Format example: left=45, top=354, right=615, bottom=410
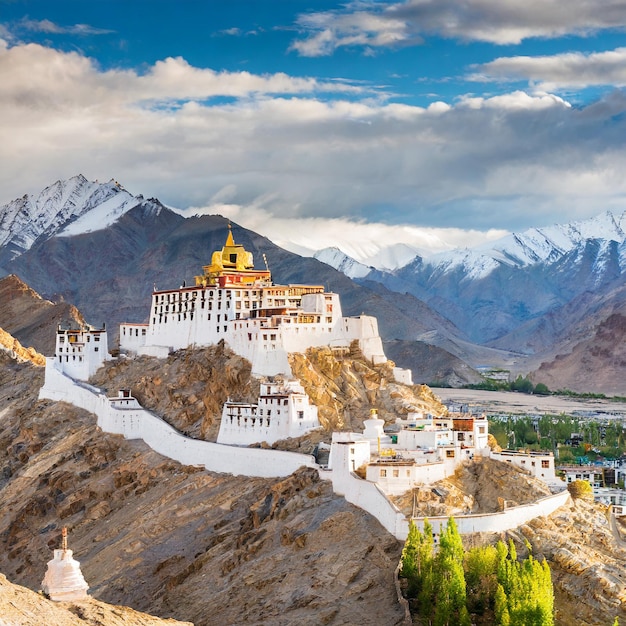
left=248, top=333, right=252, bottom=341
left=297, top=411, right=304, bottom=420
left=59, top=336, right=65, bottom=343
left=326, top=317, right=332, bottom=323
left=218, top=302, right=222, bottom=309
left=72, top=355, right=76, bottom=361
left=236, top=301, right=241, bottom=309
left=380, top=469, right=387, bottom=477
left=406, top=470, right=410, bottom=477
left=223, top=326, right=227, bottom=332
left=541, top=460, right=550, bottom=468
left=58, top=355, right=62, bottom=362
left=263, top=334, right=267, bottom=340
left=94, top=347, right=99, bottom=352
left=446, top=450, right=455, bottom=458
left=94, top=335, right=100, bottom=342
left=458, top=432, right=465, bottom=441
left=79, top=356, right=83, bottom=362
left=393, top=470, right=399, bottom=478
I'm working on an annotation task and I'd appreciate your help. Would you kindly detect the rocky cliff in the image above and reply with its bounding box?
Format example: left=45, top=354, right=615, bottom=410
left=0, top=352, right=406, bottom=626
left=89, top=342, right=447, bottom=452
left=0, top=273, right=85, bottom=356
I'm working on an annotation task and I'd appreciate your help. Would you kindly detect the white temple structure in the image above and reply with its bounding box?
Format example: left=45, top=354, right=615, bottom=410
left=217, top=379, right=320, bottom=446
left=119, top=227, right=399, bottom=379
left=41, top=527, right=89, bottom=602
left=53, top=323, right=108, bottom=381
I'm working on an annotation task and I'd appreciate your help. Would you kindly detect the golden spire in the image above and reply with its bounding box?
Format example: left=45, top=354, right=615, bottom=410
left=61, top=527, right=68, bottom=553
left=225, top=223, right=235, bottom=247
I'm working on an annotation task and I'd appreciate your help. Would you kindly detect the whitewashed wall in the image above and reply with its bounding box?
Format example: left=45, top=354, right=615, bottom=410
left=39, top=358, right=570, bottom=542
left=409, top=490, right=571, bottom=537
left=39, top=359, right=316, bottom=479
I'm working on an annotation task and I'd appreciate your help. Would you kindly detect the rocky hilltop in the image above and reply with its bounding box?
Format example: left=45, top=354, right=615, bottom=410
left=0, top=573, right=192, bottom=626
left=0, top=348, right=407, bottom=626
left=0, top=274, right=85, bottom=356
left=89, top=341, right=447, bottom=448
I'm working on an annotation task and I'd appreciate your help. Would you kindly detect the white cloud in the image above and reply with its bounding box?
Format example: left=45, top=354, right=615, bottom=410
left=19, top=18, right=113, bottom=36
left=470, top=47, right=626, bottom=91
left=182, top=201, right=508, bottom=259
left=290, top=0, right=626, bottom=55
left=2, top=39, right=626, bottom=239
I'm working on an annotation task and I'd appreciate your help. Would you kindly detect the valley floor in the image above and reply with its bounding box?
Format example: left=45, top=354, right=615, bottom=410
left=433, top=388, right=626, bottom=417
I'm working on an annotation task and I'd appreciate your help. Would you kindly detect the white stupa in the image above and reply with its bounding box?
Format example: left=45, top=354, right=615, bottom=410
left=362, top=408, right=392, bottom=450
left=41, top=527, right=89, bottom=601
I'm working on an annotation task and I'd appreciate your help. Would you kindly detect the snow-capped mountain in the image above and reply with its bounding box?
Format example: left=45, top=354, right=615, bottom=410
left=0, top=174, right=142, bottom=264
left=313, top=242, right=421, bottom=276
left=313, top=247, right=371, bottom=278
left=421, top=210, right=626, bottom=281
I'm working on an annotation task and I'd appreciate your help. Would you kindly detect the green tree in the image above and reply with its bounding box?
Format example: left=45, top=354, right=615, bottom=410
left=511, top=375, right=535, bottom=394
left=433, top=518, right=470, bottom=626
left=568, top=479, right=593, bottom=500
left=494, top=583, right=510, bottom=626
left=534, top=382, right=550, bottom=395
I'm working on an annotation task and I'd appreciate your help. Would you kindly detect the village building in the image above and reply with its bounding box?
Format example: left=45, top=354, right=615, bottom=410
left=491, top=449, right=557, bottom=484
left=119, top=227, right=404, bottom=379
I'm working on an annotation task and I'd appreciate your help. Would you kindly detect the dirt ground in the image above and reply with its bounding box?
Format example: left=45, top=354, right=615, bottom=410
left=433, top=388, right=626, bottom=417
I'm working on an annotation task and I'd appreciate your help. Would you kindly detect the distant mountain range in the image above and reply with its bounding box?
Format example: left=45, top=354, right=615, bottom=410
left=1, top=175, right=624, bottom=394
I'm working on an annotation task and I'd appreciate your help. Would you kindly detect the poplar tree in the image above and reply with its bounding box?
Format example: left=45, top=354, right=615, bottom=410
left=433, top=518, right=471, bottom=626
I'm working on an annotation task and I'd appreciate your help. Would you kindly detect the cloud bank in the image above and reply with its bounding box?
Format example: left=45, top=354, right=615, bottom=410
left=2, top=38, right=626, bottom=254
left=290, top=0, right=626, bottom=56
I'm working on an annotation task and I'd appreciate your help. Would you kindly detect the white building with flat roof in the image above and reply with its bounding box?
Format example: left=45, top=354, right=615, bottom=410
left=52, top=324, right=108, bottom=381
left=217, top=379, right=320, bottom=446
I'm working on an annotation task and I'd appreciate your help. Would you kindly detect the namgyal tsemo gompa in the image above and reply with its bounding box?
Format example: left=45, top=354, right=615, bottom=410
left=118, top=226, right=411, bottom=382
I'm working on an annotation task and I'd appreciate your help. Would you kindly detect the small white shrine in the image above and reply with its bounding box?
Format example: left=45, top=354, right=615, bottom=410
left=41, top=527, right=89, bottom=602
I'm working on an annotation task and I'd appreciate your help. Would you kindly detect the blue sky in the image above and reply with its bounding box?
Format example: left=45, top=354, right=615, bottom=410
left=2, top=1, right=626, bottom=262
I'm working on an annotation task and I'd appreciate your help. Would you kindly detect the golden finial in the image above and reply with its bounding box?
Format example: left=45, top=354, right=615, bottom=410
left=61, top=527, right=68, bottom=553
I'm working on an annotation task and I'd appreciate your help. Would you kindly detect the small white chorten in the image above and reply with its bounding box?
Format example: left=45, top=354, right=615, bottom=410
left=41, top=527, right=89, bottom=602
left=362, top=409, right=392, bottom=449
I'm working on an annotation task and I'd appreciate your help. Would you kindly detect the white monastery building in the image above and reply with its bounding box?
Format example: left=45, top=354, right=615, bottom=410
left=54, top=323, right=108, bottom=381
left=119, top=227, right=393, bottom=378
left=217, top=379, right=320, bottom=446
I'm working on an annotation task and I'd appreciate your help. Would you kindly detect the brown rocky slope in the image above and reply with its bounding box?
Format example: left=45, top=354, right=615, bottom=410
left=0, top=573, right=192, bottom=626
left=90, top=342, right=447, bottom=448
left=0, top=273, right=85, bottom=356
left=0, top=352, right=406, bottom=626
left=2, top=330, right=626, bottom=625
